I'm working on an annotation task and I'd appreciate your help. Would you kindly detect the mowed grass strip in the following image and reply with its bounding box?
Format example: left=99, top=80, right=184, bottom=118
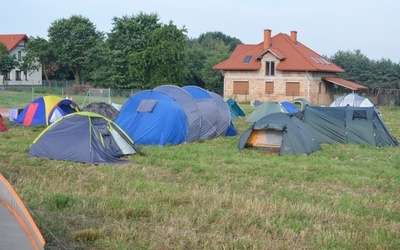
left=1, top=91, right=400, bottom=249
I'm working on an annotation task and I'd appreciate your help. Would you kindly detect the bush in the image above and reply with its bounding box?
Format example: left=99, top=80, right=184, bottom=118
left=66, top=84, right=93, bottom=95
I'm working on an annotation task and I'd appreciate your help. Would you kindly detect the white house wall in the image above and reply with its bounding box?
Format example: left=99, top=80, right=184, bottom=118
left=0, top=40, right=42, bottom=86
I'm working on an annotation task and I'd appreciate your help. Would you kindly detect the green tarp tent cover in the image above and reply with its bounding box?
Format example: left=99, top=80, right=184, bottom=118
left=302, top=106, right=398, bottom=147
left=239, top=112, right=321, bottom=155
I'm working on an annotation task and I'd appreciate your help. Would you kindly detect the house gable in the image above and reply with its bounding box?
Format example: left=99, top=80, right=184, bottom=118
left=0, top=34, right=29, bottom=51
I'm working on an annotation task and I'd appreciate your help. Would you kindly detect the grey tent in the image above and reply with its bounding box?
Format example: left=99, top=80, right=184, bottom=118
left=28, top=112, right=144, bottom=164
left=239, top=112, right=320, bottom=155
left=153, top=85, right=201, bottom=142
left=302, top=106, right=398, bottom=147
left=292, top=98, right=311, bottom=112
left=81, top=102, right=119, bottom=120
left=183, top=86, right=232, bottom=139
left=246, top=101, right=288, bottom=122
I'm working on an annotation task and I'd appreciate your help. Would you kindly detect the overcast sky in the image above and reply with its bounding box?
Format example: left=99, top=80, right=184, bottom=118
left=2, top=0, right=399, bottom=62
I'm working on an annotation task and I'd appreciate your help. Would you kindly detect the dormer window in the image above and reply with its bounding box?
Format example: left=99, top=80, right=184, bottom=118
left=266, top=61, right=275, bottom=76
left=243, top=55, right=252, bottom=63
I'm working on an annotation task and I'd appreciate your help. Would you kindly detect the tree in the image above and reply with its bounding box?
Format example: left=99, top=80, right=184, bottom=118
left=48, top=15, right=104, bottom=85
left=201, top=53, right=229, bottom=93
left=0, top=42, right=18, bottom=86
left=331, top=50, right=373, bottom=84
left=21, top=36, right=58, bottom=87
left=370, top=58, right=400, bottom=89
left=330, top=50, right=400, bottom=91
left=186, top=32, right=241, bottom=93
left=101, top=12, right=162, bottom=88
left=128, top=21, right=188, bottom=89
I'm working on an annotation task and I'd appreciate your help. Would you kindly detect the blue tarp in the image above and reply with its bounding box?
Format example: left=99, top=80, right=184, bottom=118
left=281, top=102, right=299, bottom=114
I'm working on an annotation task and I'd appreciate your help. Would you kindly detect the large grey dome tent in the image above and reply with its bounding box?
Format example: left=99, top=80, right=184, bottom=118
left=153, top=85, right=201, bottom=142
left=183, top=86, right=233, bottom=139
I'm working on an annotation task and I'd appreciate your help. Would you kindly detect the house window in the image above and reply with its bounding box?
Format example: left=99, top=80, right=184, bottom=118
left=18, top=51, right=22, bottom=61
left=5, top=72, right=11, bottom=80
left=16, top=71, right=22, bottom=80
left=286, top=82, right=300, bottom=96
left=266, top=61, right=275, bottom=76
left=233, top=81, right=249, bottom=95
left=265, top=81, right=274, bottom=94
left=243, top=55, right=252, bottom=63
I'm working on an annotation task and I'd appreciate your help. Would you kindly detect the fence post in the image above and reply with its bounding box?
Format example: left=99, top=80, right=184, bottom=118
left=31, top=80, right=34, bottom=102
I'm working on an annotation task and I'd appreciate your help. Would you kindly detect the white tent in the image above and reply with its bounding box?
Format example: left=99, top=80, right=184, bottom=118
left=330, top=93, right=374, bottom=107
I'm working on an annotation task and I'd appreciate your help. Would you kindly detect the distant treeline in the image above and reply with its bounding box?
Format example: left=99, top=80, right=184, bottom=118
left=14, top=13, right=400, bottom=95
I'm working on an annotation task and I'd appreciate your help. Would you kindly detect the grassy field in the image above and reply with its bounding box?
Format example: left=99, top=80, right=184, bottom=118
left=1, top=90, right=400, bottom=249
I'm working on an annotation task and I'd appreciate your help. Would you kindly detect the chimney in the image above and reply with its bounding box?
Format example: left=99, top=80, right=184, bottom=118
left=263, top=29, right=271, bottom=50
left=290, top=30, right=297, bottom=43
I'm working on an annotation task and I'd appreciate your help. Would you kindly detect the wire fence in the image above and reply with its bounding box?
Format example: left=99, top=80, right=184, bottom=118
left=0, top=83, right=140, bottom=108
left=2, top=81, right=399, bottom=107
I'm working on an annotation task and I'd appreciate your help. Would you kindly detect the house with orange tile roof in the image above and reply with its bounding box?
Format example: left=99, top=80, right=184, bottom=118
left=213, top=29, right=368, bottom=105
left=0, top=34, right=42, bottom=86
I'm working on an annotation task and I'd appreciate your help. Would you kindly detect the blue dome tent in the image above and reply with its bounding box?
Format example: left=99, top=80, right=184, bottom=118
left=115, top=90, right=188, bottom=146
left=115, top=85, right=237, bottom=146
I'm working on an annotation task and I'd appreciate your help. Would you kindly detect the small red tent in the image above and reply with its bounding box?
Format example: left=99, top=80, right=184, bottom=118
left=0, top=114, right=7, bottom=131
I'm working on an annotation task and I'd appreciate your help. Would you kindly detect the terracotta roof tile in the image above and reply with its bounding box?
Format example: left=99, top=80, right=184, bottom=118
left=213, top=44, right=263, bottom=70
left=0, top=34, right=29, bottom=51
left=213, top=32, right=345, bottom=73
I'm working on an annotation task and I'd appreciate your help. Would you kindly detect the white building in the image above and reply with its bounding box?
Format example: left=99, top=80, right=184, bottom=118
left=0, top=34, right=42, bottom=86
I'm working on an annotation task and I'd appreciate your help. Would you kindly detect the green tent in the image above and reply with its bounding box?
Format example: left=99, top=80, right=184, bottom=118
left=226, top=98, right=245, bottom=118
left=246, top=101, right=287, bottom=122
left=239, top=112, right=320, bottom=155
left=302, top=106, right=398, bottom=147
left=291, top=98, right=310, bottom=112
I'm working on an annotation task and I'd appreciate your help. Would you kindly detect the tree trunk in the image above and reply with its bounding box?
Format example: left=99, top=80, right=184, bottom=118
left=42, top=64, right=52, bottom=87
left=73, top=68, right=80, bottom=85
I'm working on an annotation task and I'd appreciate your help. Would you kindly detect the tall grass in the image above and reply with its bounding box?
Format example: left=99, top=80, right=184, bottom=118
left=1, top=91, right=399, bottom=249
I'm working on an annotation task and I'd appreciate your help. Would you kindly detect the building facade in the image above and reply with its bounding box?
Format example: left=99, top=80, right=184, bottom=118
left=0, top=34, right=42, bottom=86
left=213, top=30, right=367, bottom=106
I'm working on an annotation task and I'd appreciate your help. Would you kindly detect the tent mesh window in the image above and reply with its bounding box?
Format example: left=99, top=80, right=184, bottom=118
left=352, top=110, right=367, bottom=120
left=137, top=99, right=158, bottom=113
